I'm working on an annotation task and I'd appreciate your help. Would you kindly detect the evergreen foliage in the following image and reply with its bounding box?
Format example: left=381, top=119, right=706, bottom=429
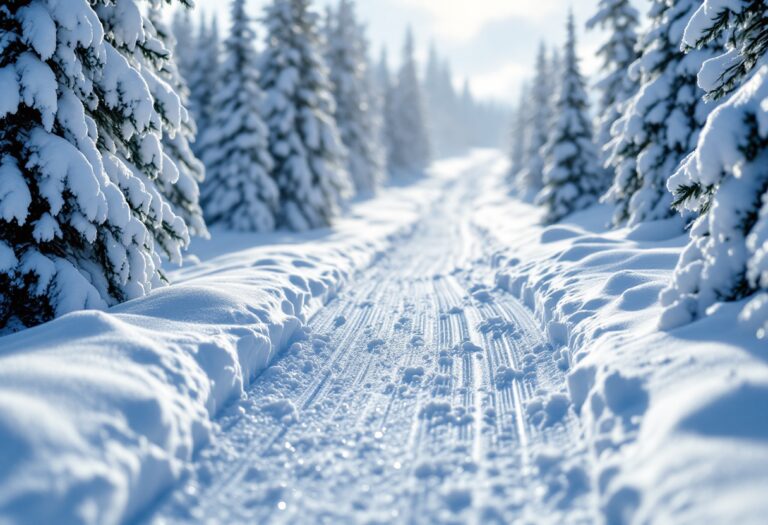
left=149, top=7, right=207, bottom=238
left=515, top=43, right=552, bottom=198
left=387, top=29, right=431, bottom=178
left=325, top=0, right=385, bottom=195
left=535, top=13, right=602, bottom=224
left=187, top=14, right=221, bottom=147
left=198, top=0, right=279, bottom=232
left=605, top=0, right=717, bottom=227
left=660, top=0, right=768, bottom=330
left=260, top=0, right=351, bottom=231
left=587, top=0, right=641, bottom=166
left=0, top=0, right=194, bottom=330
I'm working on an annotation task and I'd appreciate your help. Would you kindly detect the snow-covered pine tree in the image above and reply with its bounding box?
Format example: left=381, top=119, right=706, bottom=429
left=586, top=0, right=641, bottom=166
left=508, top=83, right=530, bottom=182
left=376, top=48, right=397, bottom=176
left=260, top=0, right=351, bottom=231
left=535, top=13, right=602, bottom=224
left=197, top=0, right=279, bottom=232
left=605, top=0, right=717, bottom=228
left=516, top=43, right=552, bottom=199
left=424, top=46, right=462, bottom=157
left=453, top=78, right=478, bottom=146
left=366, top=50, right=387, bottom=177
left=683, top=0, right=768, bottom=101
left=171, top=7, right=196, bottom=86
left=149, top=7, right=207, bottom=238
left=547, top=48, right=562, bottom=126
left=424, top=44, right=444, bottom=156
left=425, top=44, right=441, bottom=99
left=388, top=28, right=431, bottom=178
left=0, top=0, right=191, bottom=330
left=325, top=0, right=385, bottom=195
left=660, top=0, right=768, bottom=330
left=97, top=1, right=192, bottom=256
left=187, top=14, right=220, bottom=148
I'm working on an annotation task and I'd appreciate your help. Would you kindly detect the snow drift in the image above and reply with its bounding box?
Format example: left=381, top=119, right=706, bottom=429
left=0, top=157, right=469, bottom=525
left=475, top=155, right=768, bottom=524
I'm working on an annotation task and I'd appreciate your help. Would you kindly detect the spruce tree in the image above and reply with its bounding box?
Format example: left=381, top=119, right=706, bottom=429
left=535, top=13, right=601, bottom=224
left=149, top=8, right=207, bottom=238
left=683, top=0, right=768, bottom=100
left=325, top=0, right=385, bottom=195
left=456, top=78, right=471, bottom=151
left=260, top=0, right=351, bottom=231
left=424, top=44, right=445, bottom=157
left=515, top=43, right=551, bottom=198
left=187, top=14, right=221, bottom=147
left=0, top=0, right=192, bottom=330
left=424, top=46, right=462, bottom=157
left=605, top=0, right=716, bottom=227
left=97, top=1, right=193, bottom=258
left=547, top=48, right=562, bottom=125
left=586, top=0, right=641, bottom=165
left=660, top=0, right=768, bottom=329
left=198, top=0, right=279, bottom=232
left=366, top=50, right=387, bottom=178
left=376, top=49, right=397, bottom=177
left=171, top=7, right=196, bottom=86
left=388, top=29, right=431, bottom=178
left=508, top=83, right=529, bottom=182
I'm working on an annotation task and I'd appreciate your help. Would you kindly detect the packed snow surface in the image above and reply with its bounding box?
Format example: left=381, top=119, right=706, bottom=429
left=2, top=151, right=767, bottom=525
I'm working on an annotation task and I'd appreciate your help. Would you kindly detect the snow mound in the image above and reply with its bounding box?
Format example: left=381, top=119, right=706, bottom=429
left=0, top=170, right=450, bottom=525
left=475, top=160, right=768, bottom=524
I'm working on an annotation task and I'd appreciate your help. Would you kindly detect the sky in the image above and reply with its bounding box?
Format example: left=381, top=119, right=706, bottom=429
left=191, top=1, right=639, bottom=105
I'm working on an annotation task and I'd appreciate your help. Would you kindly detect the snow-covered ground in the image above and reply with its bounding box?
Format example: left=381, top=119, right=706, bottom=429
left=475, top=158, right=768, bottom=524
left=0, top=154, right=460, bottom=525
left=1, top=151, right=767, bottom=524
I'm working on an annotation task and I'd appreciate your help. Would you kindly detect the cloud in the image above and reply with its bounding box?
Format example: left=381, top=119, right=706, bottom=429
left=470, top=62, right=532, bottom=100
left=394, top=0, right=561, bottom=41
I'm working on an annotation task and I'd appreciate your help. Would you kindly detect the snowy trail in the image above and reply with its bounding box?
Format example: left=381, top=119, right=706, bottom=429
left=148, top=158, right=595, bottom=524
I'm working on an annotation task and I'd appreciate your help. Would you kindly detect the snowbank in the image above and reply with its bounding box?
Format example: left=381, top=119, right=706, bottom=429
left=474, top=157, right=768, bottom=524
left=0, top=155, right=474, bottom=525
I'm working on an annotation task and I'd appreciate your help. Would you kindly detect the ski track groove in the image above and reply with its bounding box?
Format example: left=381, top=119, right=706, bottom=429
left=148, top=160, right=597, bottom=525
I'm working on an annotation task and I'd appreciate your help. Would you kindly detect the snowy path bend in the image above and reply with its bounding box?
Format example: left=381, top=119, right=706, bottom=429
left=150, top=159, right=596, bottom=524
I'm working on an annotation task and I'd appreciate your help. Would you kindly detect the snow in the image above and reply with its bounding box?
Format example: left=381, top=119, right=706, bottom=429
left=198, top=0, right=278, bottom=233
left=0, top=66, right=20, bottom=119
left=663, top=65, right=768, bottom=331
left=3, top=146, right=768, bottom=524
left=605, top=0, right=716, bottom=228
left=476, top=155, right=768, bottom=524
left=0, top=157, right=31, bottom=224
left=0, top=160, right=455, bottom=524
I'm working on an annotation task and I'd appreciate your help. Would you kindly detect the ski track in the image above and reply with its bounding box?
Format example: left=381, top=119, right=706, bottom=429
left=149, top=160, right=597, bottom=525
